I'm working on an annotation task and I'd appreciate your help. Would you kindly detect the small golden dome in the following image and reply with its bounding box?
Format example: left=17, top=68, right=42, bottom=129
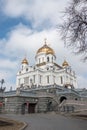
left=37, top=39, right=55, bottom=55
left=62, top=60, right=69, bottom=67
left=21, top=58, right=28, bottom=65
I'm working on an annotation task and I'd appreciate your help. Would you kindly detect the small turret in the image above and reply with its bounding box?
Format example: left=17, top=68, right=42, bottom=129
left=21, top=57, right=29, bottom=70
left=62, top=60, right=69, bottom=68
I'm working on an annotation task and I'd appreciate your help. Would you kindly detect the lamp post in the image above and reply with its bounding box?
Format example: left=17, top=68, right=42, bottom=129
left=0, top=79, right=6, bottom=113
left=0, top=79, right=6, bottom=91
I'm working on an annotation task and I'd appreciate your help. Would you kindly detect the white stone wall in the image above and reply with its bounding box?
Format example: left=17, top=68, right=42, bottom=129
left=16, top=65, right=77, bottom=89
left=35, top=53, right=56, bottom=64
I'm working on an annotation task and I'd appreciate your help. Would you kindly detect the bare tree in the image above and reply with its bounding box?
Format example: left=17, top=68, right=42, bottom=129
left=60, top=0, right=87, bottom=61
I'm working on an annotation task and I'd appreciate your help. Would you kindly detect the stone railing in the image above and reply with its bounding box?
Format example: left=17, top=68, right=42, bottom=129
left=59, top=100, right=66, bottom=107
left=64, top=100, right=87, bottom=106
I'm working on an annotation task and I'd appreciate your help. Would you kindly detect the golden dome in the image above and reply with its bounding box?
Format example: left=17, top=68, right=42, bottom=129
left=37, top=39, right=55, bottom=55
left=62, top=60, right=69, bottom=67
left=21, top=58, right=28, bottom=65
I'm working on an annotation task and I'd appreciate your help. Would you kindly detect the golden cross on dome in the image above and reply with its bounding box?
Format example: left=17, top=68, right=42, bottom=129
left=64, top=56, right=66, bottom=61
left=44, top=38, right=47, bottom=45
left=24, top=52, right=27, bottom=59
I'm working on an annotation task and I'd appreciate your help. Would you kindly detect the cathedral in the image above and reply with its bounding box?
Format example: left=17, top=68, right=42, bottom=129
left=0, top=39, right=87, bottom=114
left=16, top=39, right=77, bottom=89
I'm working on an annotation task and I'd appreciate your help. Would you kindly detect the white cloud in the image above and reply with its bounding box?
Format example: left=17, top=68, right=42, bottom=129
left=0, top=24, right=59, bottom=59
left=1, top=0, right=69, bottom=28
left=0, top=71, right=8, bottom=80
left=0, top=59, right=18, bottom=70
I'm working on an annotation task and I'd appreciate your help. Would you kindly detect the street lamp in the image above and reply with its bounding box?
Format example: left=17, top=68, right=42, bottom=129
left=0, top=79, right=6, bottom=92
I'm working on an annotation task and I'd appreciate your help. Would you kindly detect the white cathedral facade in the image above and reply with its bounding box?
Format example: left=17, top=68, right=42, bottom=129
left=16, top=40, right=77, bottom=89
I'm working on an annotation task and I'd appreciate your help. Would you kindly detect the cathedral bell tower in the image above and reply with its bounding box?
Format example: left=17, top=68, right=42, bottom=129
left=21, top=57, right=29, bottom=70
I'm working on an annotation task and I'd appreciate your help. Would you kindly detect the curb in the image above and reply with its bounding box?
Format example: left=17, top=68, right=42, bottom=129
left=19, top=122, right=28, bottom=130
left=0, top=116, right=28, bottom=130
left=71, top=115, right=87, bottom=120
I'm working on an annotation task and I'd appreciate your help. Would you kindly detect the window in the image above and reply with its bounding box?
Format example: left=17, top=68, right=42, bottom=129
left=26, top=68, right=28, bottom=71
left=47, top=57, right=49, bottom=62
left=40, top=75, right=42, bottom=83
left=24, top=77, right=29, bottom=84
left=19, top=71, right=21, bottom=74
left=30, top=79, right=32, bottom=84
left=60, top=76, right=63, bottom=84
left=52, top=57, right=53, bottom=62
left=22, top=65, right=23, bottom=70
left=18, top=79, right=20, bottom=85
left=53, top=76, right=55, bottom=84
left=47, top=67, right=49, bottom=70
left=33, top=75, right=35, bottom=83
left=47, top=76, right=49, bottom=83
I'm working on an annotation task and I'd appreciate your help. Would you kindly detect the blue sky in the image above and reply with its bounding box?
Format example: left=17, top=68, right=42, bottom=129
left=0, top=0, right=87, bottom=90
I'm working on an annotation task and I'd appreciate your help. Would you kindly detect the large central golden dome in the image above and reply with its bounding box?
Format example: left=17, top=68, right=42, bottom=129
left=37, top=40, right=55, bottom=55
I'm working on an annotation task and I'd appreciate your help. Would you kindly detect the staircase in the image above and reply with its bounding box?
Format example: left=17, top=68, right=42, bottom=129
left=58, top=100, right=87, bottom=112
left=36, top=92, right=59, bottom=112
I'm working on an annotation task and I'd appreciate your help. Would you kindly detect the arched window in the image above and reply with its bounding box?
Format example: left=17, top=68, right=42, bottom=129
left=26, top=68, right=28, bottom=71
left=33, top=75, right=35, bottom=83
left=47, top=76, right=49, bottom=83
left=47, top=67, right=49, bottom=70
left=47, top=57, right=49, bottom=62
left=22, top=65, right=23, bottom=70
left=52, top=57, right=53, bottom=62
left=60, top=76, right=63, bottom=84
left=60, top=96, right=67, bottom=103
left=40, top=75, right=42, bottom=83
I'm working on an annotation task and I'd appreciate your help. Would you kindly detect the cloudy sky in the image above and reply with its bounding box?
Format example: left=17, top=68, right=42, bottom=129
left=0, top=0, right=87, bottom=90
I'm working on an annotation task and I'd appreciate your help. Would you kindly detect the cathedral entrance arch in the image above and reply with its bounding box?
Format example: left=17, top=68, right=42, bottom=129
left=28, top=103, right=36, bottom=113
left=21, top=102, right=37, bottom=114
left=60, top=96, right=67, bottom=103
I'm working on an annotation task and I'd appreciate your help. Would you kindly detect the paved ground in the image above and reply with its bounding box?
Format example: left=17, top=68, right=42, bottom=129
left=0, top=113, right=87, bottom=130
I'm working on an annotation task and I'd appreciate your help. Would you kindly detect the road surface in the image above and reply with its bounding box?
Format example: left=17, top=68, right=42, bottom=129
left=0, top=113, right=87, bottom=130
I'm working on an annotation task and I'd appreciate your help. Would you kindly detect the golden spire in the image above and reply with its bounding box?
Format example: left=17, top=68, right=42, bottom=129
left=62, top=59, right=69, bottom=67
left=21, top=57, right=29, bottom=65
